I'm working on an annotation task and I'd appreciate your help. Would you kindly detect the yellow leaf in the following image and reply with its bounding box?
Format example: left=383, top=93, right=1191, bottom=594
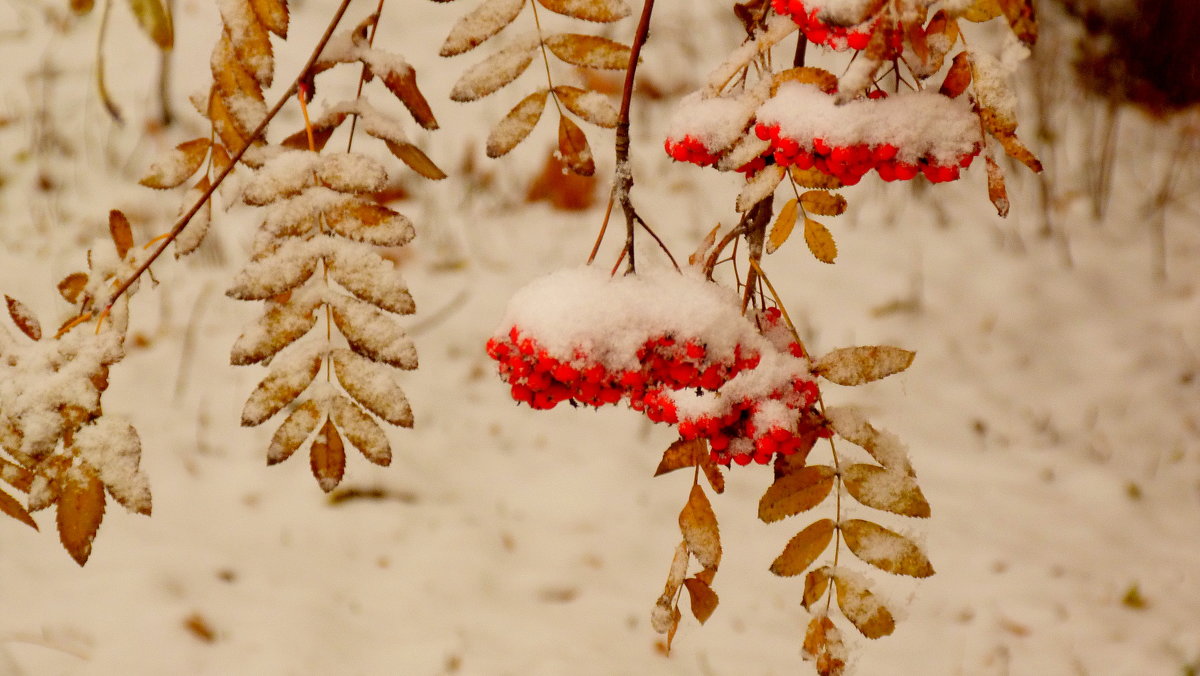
left=802, top=615, right=847, bottom=676
left=654, top=438, right=704, bottom=477
left=766, top=198, right=798, bottom=254
left=790, top=166, right=843, bottom=190
left=769, top=518, right=834, bottom=577
left=310, top=419, right=347, bottom=493
left=682, top=577, right=719, bottom=624
left=800, top=190, right=847, bottom=217
left=833, top=572, right=896, bottom=639
left=679, top=483, right=721, bottom=570
left=543, top=33, right=631, bottom=70
left=127, top=0, right=173, bottom=49
left=109, top=210, right=134, bottom=259
left=56, top=467, right=106, bottom=566
left=557, top=114, right=595, bottom=176
left=773, top=67, right=838, bottom=95
left=840, top=519, right=935, bottom=578
left=802, top=566, right=833, bottom=609
left=140, top=138, right=211, bottom=189
left=958, top=0, right=1002, bottom=22
left=842, top=464, right=931, bottom=518
left=758, top=465, right=835, bottom=523
left=804, top=216, right=837, bottom=264
left=0, top=488, right=37, bottom=530
left=487, top=89, right=549, bottom=158
left=813, top=345, right=914, bottom=386
left=249, top=0, right=289, bottom=37
left=385, top=140, right=448, bottom=180
left=537, top=0, right=632, bottom=22
left=939, top=52, right=972, bottom=98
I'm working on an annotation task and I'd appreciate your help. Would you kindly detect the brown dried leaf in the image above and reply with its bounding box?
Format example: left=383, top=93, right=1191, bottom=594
left=939, top=52, right=972, bottom=98
left=57, top=273, right=89, bottom=304
left=840, top=519, right=935, bottom=577
left=328, top=245, right=416, bottom=315
left=281, top=112, right=348, bottom=152
left=439, top=0, right=526, bottom=57
left=6, top=296, right=41, bottom=341
left=127, top=0, right=173, bottom=49
left=679, top=483, right=720, bottom=570
left=384, top=140, right=448, bottom=180
left=266, top=399, right=321, bottom=465
left=0, top=457, right=34, bottom=492
left=842, top=464, right=931, bottom=518
left=800, top=190, right=847, bottom=217
left=310, top=419, right=346, bottom=493
left=210, top=42, right=265, bottom=133
left=0, top=489, right=37, bottom=529
left=332, top=349, right=415, bottom=427
left=240, top=342, right=323, bottom=427
left=802, top=565, right=833, bottom=609
left=543, top=33, right=631, bottom=70
left=372, top=63, right=439, bottom=131
left=209, top=90, right=251, bottom=156
left=998, top=0, right=1037, bottom=45
left=766, top=198, right=798, bottom=254
left=992, top=127, right=1043, bottom=173
left=736, top=164, right=785, bottom=212
left=325, top=201, right=415, bottom=247
left=218, top=0, right=273, bottom=86
left=803, top=615, right=847, bottom=676
left=330, top=395, right=391, bottom=466
left=790, top=166, right=843, bottom=190
left=834, top=572, right=896, bottom=639
left=813, top=345, right=915, bottom=386
left=330, top=295, right=418, bottom=370
left=56, top=466, right=106, bottom=566
left=487, top=89, right=549, bottom=158
left=699, top=452, right=725, bottom=495
left=654, top=438, right=703, bottom=477
left=553, top=86, right=618, bottom=128
left=773, top=67, right=839, bottom=95
left=230, top=293, right=320, bottom=365
left=109, top=209, right=134, bottom=259
left=770, top=518, right=834, bottom=577
left=985, top=152, right=1009, bottom=217
left=688, top=225, right=720, bottom=267
left=804, top=217, right=837, bottom=264
left=449, top=36, right=538, bottom=102
left=140, top=138, right=211, bottom=189
left=758, top=465, right=835, bottom=523
left=174, top=177, right=213, bottom=258
left=537, top=0, right=631, bottom=22
left=683, top=577, right=719, bottom=624
left=249, top=0, right=289, bottom=37
left=557, top=114, right=595, bottom=176
left=958, top=0, right=1001, bottom=21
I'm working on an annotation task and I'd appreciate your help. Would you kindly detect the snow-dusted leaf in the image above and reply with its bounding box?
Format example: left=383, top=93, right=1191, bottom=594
left=662, top=539, right=689, bottom=601
left=487, top=89, right=548, bottom=158
left=0, top=487, right=36, bottom=529
left=330, top=295, right=418, bottom=370
left=957, top=0, right=1002, bottom=21
left=985, top=152, right=1009, bottom=217
left=325, top=201, right=415, bottom=247
left=804, top=217, right=837, bottom=264
left=209, top=91, right=251, bottom=156
left=737, top=163, right=784, bottom=212
left=556, top=114, right=595, bottom=176
left=543, top=33, right=631, bottom=70
left=330, top=395, right=391, bottom=466
left=362, top=56, right=439, bottom=130
left=991, top=125, right=1043, bottom=173
left=281, top=112, right=348, bottom=152
left=0, top=457, right=34, bottom=492
left=939, top=52, right=972, bottom=98
left=770, top=518, right=834, bottom=577
left=842, top=464, right=931, bottom=518
left=57, top=272, right=89, bottom=304
left=56, top=466, right=106, bottom=566
left=242, top=151, right=319, bottom=205
left=449, top=35, right=538, bottom=102
left=211, top=35, right=267, bottom=135
left=840, top=519, right=935, bottom=578
left=998, top=0, right=1037, bottom=45
left=767, top=198, right=798, bottom=254
left=383, top=140, right=448, bottom=180
left=310, top=418, right=346, bottom=493
left=654, top=437, right=703, bottom=477
left=813, top=346, right=914, bottom=386
left=328, top=243, right=416, bottom=315
left=803, top=615, right=847, bottom=676
left=802, top=565, right=833, bottom=609
left=679, top=483, right=721, bottom=570
left=824, top=407, right=913, bottom=475
left=230, top=293, right=320, bottom=365
left=790, top=166, right=843, bottom=190
left=175, top=177, right=213, bottom=258
left=218, top=0, right=273, bottom=86
left=75, top=420, right=152, bottom=516
left=241, top=341, right=323, bottom=426
left=439, top=0, right=525, bottom=57
left=226, top=238, right=320, bottom=300
left=801, top=190, right=847, bottom=217
left=249, top=0, right=288, bottom=37
left=109, top=209, right=134, bottom=259
left=5, top=295, right=41, bottom=341
left=773, top=66, right=838, bottom=95
left=140, top=138, right=210, bottom=189
left=127, top=0, right=173, bottom=49
left=758, top=465, right=835, bottom=523
left=537, top=0, right=630, bottom=22
left=331, top=349, right=414, bottom=427
left=267, top=400, right=321, bottom=465
left=553, top=86, right=618, bottom=128
left=834, top=571, right=896, bottom=639
left=315, top=153, right=388, bottom=194
left=683, top=577, right=719, bottom=624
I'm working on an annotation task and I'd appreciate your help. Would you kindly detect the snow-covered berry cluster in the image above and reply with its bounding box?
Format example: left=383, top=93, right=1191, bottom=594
left=771, top=0, right=902, bottom=54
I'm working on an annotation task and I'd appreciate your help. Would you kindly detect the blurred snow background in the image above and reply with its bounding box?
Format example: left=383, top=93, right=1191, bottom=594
left=0, top=1, right=1197, bottom=674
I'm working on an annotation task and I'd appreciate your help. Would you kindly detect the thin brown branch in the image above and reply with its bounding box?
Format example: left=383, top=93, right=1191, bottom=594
left=346, top=0, right=386, bottom=153
left=615, top=0, right=657, bottom=274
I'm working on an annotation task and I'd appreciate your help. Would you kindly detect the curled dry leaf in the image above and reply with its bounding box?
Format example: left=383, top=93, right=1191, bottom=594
left=678, top=483, right=721, bottom=570
left=840, top=519, right=935, bottom=578
left=939, top=52, right=972, bottom=98
left=449, top=35, right=539, bottom=102
left=74, top=419, right=152, bottom=516
left=842, top=464, right=931, bottom=518
left=325, top=201, right=415, bottom=247
left=542, top=34, right=632, bottom=70
left=553, top=86, right=618, bottom=128
left=175, top=177, right=213, bottom=258
left=833, top=572, right=896, bottom=639
left=800, top=190, right=847, bottom=217
left=230, top=293, right=320, bottom=366
left=439, top=0, right=525, bottom=57
left=329, top=244, right=416, bottom=315
left=56, top=466, right=106, bottom=566
left=769, top=518, right=834, bottom=577
left=226, top=238, right=320, bottom=300
left=487, top=89, right=549, bottom=158
left=58, top=273, right=89, bottom=304
left=310, top=419, right=346, bottom=493
left=804, top=217, right=837, bottom=264
left=802, top=565, right=833, bottom=609
left=758, top=465, right=835, bottom=523
left=654, top=437, right=703, bottom=477
left=330, top=395, right=392, bottom=466
left=109, top=209, right=135, bottom=259
left=267, top=399, right=321, bottom=465
left=767, top=198, right=799, bottom=254
left=803, top=615, right=847, bottom=676
left=240, top=341, right=323, bottom=426
left=737, top=164, right=785, bottom=212
left=537, top=0, right=631, bottom=22
left=985, top=152, right=1009, bottom=217
left=127, top=0, right=173, bottom=49
left=332, top=349, right=415, bottom=427
left=140, top=138, right=211, bottom=189
left=366, top=60, right=439, bottom=131
left=330, top=295, right=418, bottom=370
left=557, top=115, right=595, bottom=176
left=5, top=295, right=42, bottom=341
left=813, top=345, right=915, bottom=386
left=791, top=166, right=843, bottom=190
left=682, top=577, right=719, bottom=624
left=824, top=407, right=913, bottom=475
left=282, top=112, right=347, bottom=152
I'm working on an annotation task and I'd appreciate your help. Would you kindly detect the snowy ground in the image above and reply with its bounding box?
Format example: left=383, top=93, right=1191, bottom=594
left=0, top=1, right=1197, bottom=675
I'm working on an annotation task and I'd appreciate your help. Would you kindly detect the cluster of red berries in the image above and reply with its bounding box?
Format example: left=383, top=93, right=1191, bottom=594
left=664, top=135, right=763, bottom=174
left=754, top=122, right=980, bottom=185
left=771, top=0, right=902, bottom=54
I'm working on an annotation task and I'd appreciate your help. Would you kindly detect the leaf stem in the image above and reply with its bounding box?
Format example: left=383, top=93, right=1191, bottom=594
left=345, top=0, right=386, bottom=153
left=615, top=0, right=657, bottom=274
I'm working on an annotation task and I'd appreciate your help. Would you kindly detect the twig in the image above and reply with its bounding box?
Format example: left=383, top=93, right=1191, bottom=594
left=345, top=0, right=386, bottom=153
left=102, top=0, right=356, bottom=314
left=615, top=0, right=657, bottom=274
left=739, top=196, right=771, bottom=312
